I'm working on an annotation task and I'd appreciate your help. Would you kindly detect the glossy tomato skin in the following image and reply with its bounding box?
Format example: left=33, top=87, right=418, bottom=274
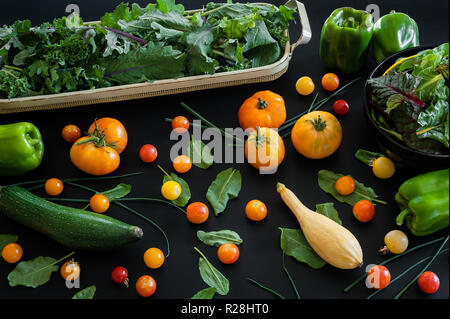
left=322, top=73, right=340, bottom=91
left=186, top=202, right=209, bottom=224
left=1, top=243, right=23, bottom=264
left=136, top=275, right=157, bottom=297
left=60, top=260, right=81, bottom=280
left=333, top=100, right=349, bottom=115
left=291, top=111, right=342, bottom=159
left=70, top=137, right=120, bottom=176
left=144, top=248, right=165, bottom=269
left=353, top=200, right=376, bottom=222
left=173, top=155, right=192, bottom=174
left=161, top=181, right=182, bottom=201
left=171, top=116, right=190, bottom=132
left=90, top=194, right=110, bottom=213
left=418, top=271, right=440, bottom=294
left=245, top=127, right=285, bottom=172
left=218, top=243, right=240, bottom=264
left=62, top=125, right=81, bottom=143
left=88, top=118, right=128, bottom=154
left=45, top=178, right=64, bottom=196
left=296, top=76, right=315, bottom=96
left=111, top=267, right=129, bottom=285
left=245, top=200, right=267, bottom=221
left=335, top=176, right=355, bottom=196
left=139, top=144, right=158, bottom=163
left=367, top=265, right=391, bottom=290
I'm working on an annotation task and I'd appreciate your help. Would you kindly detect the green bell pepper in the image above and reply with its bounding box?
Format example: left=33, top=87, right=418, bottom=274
left=0, top=122, right=44, bottom=177
left=319, top=7, right=374, bottom=74
left=372, top=11, right=420, bottom=63
left=395, top=169, right=449, bottom=236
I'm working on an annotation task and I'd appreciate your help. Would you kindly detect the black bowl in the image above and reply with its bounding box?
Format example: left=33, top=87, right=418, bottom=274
left=364, top=46, right=449, bottom=170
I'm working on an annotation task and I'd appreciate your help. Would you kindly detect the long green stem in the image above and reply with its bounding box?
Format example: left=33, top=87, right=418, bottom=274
left=367, top=248, right=449, bottom=299
left=394, top=236, right=449, bottom=299
left=247, top=277, right=285, bottom=299
left=343, top=236, right=446, bottom=292
left=63, top=181, right=171, bottom=258
left=282, top=253, right=300, bottom=299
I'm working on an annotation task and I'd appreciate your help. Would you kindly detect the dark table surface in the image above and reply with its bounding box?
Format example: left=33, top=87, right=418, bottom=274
left=0, top=0, right=448, bottom=301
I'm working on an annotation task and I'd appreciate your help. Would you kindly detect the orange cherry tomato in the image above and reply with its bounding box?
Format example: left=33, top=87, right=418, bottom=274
left=321, top=73, right=340, bottom=91
left=186, top=202, right=209, bottom=224
left=70, top=136, right=120, bottom=176
left=143, top=248, right=165, bottom=269
left=136, top=275, right=157, bottom=297
left=367, top=265, right=391, bottom=290
left=60, top=260, right=81, bottom=280
left=45, top=178, right=64, bottom=196
left=218, top=243, right=240, bottom=264
left=89, top=194, right=110, bottom=213
left=353, top=200, right=375, bottom=223
left=335, top=176, right=355, bottom=196
left=245, top=200, right=267, bottom=221
left=173, top=155, right=192, bottom=174
left=62, top=125, right=81, bottom=143
left=171, top=116, right=190, bottom=133
left=88, top=118, right=128, bottom=154
left=1, top=243, right=23, bottom=264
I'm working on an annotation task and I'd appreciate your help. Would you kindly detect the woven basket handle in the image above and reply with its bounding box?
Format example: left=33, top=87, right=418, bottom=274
left=285, top=0, right=312, bottom=55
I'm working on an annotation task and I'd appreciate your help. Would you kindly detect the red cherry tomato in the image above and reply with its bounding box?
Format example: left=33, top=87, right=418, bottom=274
left=333, top=100, right=350, bottom=115
left=186, top=202, right=209, bottom=224
left=353, top=200, right=376, bottom=223
left=112, top=266, right=129, bottom=287
left=367, top=265, right=391, bottom=290
left=139, top=144, right=158, bottom=163
left=172, top=116, right=190, bottom=133
left=418, top=271, right=440, bottom=294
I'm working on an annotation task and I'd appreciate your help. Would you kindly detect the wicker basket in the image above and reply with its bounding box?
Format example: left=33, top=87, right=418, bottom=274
left=0, top=1, right=311, bottom=114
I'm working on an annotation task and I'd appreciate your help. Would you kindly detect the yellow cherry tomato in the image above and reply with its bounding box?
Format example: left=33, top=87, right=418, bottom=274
left=372, top=157, right=396, bottom=179
left=45, top=178, right=64, bottom=196
left=144, top=248, right=165, bottom=269
left=2, top=243, right=23, bottom=264
left=161, top=181, right=182, bottom=201
left=296, top=76, right=315, bottom=96
left=89, top=194, right=110, bottom=213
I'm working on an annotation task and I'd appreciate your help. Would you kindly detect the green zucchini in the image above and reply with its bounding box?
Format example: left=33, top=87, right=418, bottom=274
left=0, top=185, right=143, bottom=250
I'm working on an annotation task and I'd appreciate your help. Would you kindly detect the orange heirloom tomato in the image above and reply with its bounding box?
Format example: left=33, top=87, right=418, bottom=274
left=88, top=118, right=128, bottom=154
left=70, top=136, right=120, bottom=176
left=238, top=91, right=287, bottom=130
left=291, top=111, right=342, bottom=159
left=245, top=127, right=285, bottom=172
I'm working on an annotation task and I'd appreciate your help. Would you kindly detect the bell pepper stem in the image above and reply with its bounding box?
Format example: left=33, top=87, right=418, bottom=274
left=396, top=209, right=411, bottom=226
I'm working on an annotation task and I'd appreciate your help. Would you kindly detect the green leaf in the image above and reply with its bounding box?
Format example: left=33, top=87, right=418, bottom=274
left=8, top=256, right=59, bottom=288
left=100, top=183, right=131, bottom=201
left=189, top=139, right=214, bottom=169
left=317, top=170, right=386, bottom=206
left=354, top=149, right=385, bottom=167
left=315, top=202, right=342, bottom=225
left=156, top=0, right=185, bottom=14
left=195, top=247, right=229, bottom=296
left=191, top=287, right=216, bottom=299
left=243, top=19, right=280, bottom=67
left=184, top=25, right=218, bottom=75
left=197, top=230, right=243, bottom=247
left=279, top=228, right=326, bottom=269
left=104, top=42, right=186, bottom=84
left=206, top=168, right=242, bottom=216
left=163, top=173, right=191, bottom=207
left=72, top=285, right=96, bottom=299
left=100, top=3, right=133, bottom=29
left=0, top=234, right=19, bottom=257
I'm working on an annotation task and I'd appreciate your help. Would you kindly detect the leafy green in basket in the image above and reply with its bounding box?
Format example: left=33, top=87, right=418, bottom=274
left=0, top=234, right=18, bottom=257
left=206, top=168, right=242, bottom=216
left=72, top=285, right=96, bottom=299
left=279, top=202, right=341, bottom=269
left=194, top=247, right=229, bottom=296
left=318, top=170, right=387, bottom=205
left=197, top=230, right=243, bottom=247
left=191, top=287, right=216, bottom=299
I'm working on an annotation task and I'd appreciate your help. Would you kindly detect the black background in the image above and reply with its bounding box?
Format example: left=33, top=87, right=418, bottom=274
left=0, top=0, right=449, bottom=302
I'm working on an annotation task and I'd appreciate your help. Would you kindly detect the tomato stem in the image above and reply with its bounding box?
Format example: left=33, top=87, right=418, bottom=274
left=257, top=98, right=268, bottom=109
left=307, top=115, right=327, bottom=132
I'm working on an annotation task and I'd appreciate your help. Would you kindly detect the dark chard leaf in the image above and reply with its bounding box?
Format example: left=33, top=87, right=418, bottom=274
left=197, top=230, right=243, bottom=247
left=103, top=42, right=186, bottom=84
left=194, top=247, right=229, bottom=296
left=189, top=139, right=214, bottom=169
left=191, top=287, right=216, bottom=299
left=8, top=256, right=59, bottom=288
left=243, top=19, right=280, bottom=67
left=72, top=285, right=96, bottom=299
left=318, top=170, right=387, bottom=206
left=0, top=234, right=19, bottom=257
left=100, top=183, right=131, bottom=201
left=206, top=168, right=242, bottom=216
left=163, top=173, right=191, bottom=207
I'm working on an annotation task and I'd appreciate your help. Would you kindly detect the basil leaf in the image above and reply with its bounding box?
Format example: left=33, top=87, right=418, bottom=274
left=280, top=202, right=342, bottom=269
left=72, top=285, right=96, bottom=299
left=191, top=287, right=216, bottom=299
left=8, top=256, right=59, bottom=288
left=279, top=228, right=326, bottom=269
left=318, top=170, right=386, bottom=206
left=189, top=139, right=214, bottom=169
left=163, top=173, right=191, bottom=207
left=0, top=234, right=18, bottom=257
left=206, top=168, right=242, bottom=216
left=197, top=254, right=229, bottom=296
left=197, top=230, right=243, bottom=247
left=101, top=183, right=131, bottom=201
